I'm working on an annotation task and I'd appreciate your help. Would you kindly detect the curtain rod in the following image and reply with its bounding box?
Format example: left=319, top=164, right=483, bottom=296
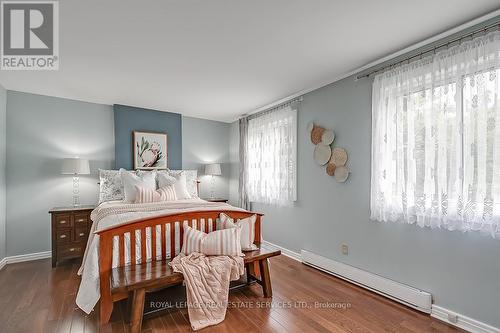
left=242, top=96, right=303, bottom=120
left=356, top=21, right=500, bottom=80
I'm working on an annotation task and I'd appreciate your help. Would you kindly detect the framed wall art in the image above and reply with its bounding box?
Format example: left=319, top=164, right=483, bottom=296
left=133, top=131, right=167, bottom=169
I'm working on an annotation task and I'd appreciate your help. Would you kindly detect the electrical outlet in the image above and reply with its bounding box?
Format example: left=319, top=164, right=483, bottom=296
left=447, top=313, right=458, bottom=323
left=341, top=243, right=349, bottom=255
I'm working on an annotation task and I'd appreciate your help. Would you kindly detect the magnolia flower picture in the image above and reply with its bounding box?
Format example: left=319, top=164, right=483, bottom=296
left=133, top=131, right=167, bottom=170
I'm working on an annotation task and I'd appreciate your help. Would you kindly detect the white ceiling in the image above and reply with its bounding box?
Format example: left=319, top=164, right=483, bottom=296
left=1, top=0, right=499, bottom=122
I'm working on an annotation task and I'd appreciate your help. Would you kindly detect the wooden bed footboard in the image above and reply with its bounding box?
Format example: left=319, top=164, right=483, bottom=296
left=96, top=210, right=263, bottom=324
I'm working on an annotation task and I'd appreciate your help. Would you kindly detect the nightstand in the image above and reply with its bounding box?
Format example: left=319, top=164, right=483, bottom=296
left=49, top=205, right=95, bottom=267
left=202, top=198, right=228, bottom=203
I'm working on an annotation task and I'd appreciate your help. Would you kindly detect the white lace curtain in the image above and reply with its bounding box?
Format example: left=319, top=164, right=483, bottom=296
left=246, top=106, right=297, bottom=206
left=371, top=29, right=500, bottom=238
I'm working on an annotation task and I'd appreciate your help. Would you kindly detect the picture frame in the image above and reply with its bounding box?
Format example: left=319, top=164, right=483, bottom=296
left=133, top=131, right=168, bottom=170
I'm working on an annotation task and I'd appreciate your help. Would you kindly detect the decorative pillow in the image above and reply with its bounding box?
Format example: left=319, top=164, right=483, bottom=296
left=181, top=226, right=243, bottom=256
left=159, top=172, right=191, bottom=199
left=98, top=169, right=124, bottom=204
left=120, top=169, right=156, bottom=202
left=157, top=172, right=177, bottom=188
left=134, top=185, right=177, bottom=203
left=219, top=213, right=257, bottom=251
left=169, top=170, right=198, bottom=197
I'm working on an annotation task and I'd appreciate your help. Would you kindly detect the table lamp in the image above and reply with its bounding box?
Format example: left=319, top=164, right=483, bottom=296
left=61, top=158, right=90, bottom=206
left=204, top=163, right=221, bottom=199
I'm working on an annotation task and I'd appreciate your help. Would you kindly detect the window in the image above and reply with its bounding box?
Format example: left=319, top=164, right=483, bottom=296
left=371, top=30, right=500, bottom=238
left=246, top=106, right=297, bottom=206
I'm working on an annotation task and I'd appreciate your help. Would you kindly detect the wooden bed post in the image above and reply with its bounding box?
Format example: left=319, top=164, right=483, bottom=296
left=254, top=215, right=262, bottom=244
left=99, top=233, right=114, bottom=324
left=247, top=215, right=262, bottom=279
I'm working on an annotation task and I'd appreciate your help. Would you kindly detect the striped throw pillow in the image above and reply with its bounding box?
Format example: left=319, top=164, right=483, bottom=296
left=219, top=213, right=257, bottom=251
left=181, top=225, right=243, bottom=256
left=134, top=185, right=177, bottom=203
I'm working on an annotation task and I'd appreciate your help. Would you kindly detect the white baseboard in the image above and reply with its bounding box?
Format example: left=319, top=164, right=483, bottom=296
left=262, top=240, right=301, bottom=262
left=301, top=249, right=432, bottom=313
left=431, top=305, right=500, bottom=333
left=0, top=257, right=6, bottom=270
left=0, top=251, right=52, bottom=269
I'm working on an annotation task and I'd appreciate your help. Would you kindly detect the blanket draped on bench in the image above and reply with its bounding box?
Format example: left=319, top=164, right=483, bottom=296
left=170, top=253, right=244, bottom=331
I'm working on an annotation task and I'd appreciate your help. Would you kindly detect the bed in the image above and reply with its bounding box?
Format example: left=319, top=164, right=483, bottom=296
left=76, top=192, right=263, bottom=325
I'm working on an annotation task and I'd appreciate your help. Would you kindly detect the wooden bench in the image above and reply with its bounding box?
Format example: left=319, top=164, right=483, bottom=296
left=111, top=244, right=281, bottom=333
left=96, top=210, right=279, bottom=331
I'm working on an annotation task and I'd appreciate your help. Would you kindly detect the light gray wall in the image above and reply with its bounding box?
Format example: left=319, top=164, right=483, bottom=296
left=231, top=75, right=500, bottom=328
left=0, top=84, right=6, bottom=262
left=3, top=92, right=231, bottom=257
left=182, top=116, right=230, bottom=199
left=5, top=92, right=114, bottom=256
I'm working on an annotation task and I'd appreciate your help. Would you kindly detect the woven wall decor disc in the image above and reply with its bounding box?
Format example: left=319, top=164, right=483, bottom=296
left=314, top=144, right=331, bottom=165
left=321, top=129, right=335, bottom=145
left=331, top=147, right=348, bottom=166
left=326, top=163, right=336, bottom=176
left=311, top=125, right=325, bottom=145
left=307, top=122, right=315, bottom=133
left=335, top=166, right=349, bottom=182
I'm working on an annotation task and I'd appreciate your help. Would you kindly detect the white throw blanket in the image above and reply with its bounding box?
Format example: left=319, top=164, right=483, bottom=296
left=75, top=198, right=245, bottom=314
left=170, top=253, right=244, bottom=331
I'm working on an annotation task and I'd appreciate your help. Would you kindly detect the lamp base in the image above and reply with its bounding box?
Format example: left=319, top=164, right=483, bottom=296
left=73, top=176, right=80, bottom=206
left=210, top=175, right=216, bottom=199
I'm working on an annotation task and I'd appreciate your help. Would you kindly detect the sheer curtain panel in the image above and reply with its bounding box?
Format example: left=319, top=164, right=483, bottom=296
left=247, top=106, right=297, bottom=206
left=238, top=117, right=250, bottom=210
left=371, top=29, right=500, bottom=238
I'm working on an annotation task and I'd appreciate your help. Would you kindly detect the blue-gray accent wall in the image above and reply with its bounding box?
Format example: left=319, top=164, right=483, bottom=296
left=114, top=104, right=182, bottom=170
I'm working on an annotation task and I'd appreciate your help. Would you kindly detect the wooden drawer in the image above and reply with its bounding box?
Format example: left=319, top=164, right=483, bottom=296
left=54, top=214, right=72, bottom=228
left=74, top=227, right=89, bottom=243
left=56, top=228, right=72, bottom=244
left=50, top=206, right=94, bottom=267
left=74, top=213, right=89, bottom=228
left=58, top=243, right=85, bottom=259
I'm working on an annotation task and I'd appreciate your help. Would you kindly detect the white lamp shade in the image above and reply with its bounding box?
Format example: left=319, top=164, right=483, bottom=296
left=61, top=158, right=90, bottom=175
left=205, top=163, right=221, bottom=176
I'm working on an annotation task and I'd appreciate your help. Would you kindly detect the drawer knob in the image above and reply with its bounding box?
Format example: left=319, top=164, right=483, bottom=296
left=79, top=233, right=85, bottom=236
left=60, top=235, right=67, bottom=239
left=59, top=220, right=67, bottom=224
left=69, top=248, right=75, bottom=252
left=77, top=219, right=85, bottom=222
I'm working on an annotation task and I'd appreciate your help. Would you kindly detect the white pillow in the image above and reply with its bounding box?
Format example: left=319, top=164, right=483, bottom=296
left=219, top=213, right=258, bottom=251
left=120, top=169, right=156, bottom=203
left=158, top=172, right=191, bottom=199
left=168, top=170, right=198, bottom=197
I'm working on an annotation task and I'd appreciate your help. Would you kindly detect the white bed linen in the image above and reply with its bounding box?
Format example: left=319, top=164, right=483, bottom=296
left=76, top=198, right=244, bottom=314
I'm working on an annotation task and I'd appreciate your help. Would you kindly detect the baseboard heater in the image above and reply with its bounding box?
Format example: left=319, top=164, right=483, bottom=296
left=301, top=250, right=432, bottom=313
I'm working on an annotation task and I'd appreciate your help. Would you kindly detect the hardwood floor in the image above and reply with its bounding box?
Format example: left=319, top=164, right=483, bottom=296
left=0, top=255, right=464, bottom=333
